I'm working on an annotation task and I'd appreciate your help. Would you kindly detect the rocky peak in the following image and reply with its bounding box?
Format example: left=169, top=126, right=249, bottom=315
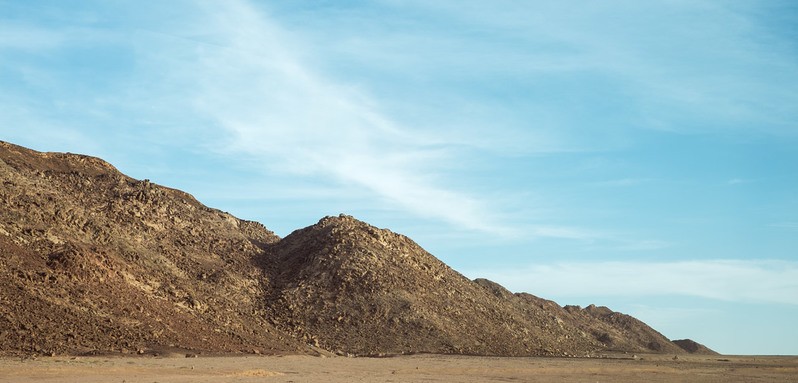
left=0, top=141, right=120, bottom=177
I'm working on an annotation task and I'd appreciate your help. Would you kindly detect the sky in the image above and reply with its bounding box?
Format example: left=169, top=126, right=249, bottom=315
left=1, top=0, right=796, bottom=355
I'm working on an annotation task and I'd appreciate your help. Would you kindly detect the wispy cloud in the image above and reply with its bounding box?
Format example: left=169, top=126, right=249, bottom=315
left=3, top=0, right=795, bottom=246
left=471, top=259, right=798, bottom=305
left=727, top=178, right=752, bottom=185
left=0, top=0, right=592, bottom=238
left=392, top=0, right=798, bottom=136
left=170, top=1, right=518, bottom=235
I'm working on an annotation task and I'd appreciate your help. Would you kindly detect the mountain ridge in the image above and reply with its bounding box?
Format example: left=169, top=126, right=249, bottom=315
left=0, top=140, right=715, bottom=357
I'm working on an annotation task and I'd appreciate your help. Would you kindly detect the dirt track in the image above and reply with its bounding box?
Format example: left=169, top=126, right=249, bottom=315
left=1, top=353, right=796, bottom=383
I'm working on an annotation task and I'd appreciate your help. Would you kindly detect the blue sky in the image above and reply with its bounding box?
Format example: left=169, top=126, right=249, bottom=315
left=1, top=0, right=796, bottom=355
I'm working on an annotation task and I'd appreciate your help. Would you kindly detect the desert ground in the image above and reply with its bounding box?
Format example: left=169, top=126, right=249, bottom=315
left=1, top=353, right=796, bottom=383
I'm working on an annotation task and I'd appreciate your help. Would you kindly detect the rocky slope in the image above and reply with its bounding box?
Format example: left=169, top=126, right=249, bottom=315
left=673, top=339, right=719, bottom=355
left=263, top=215, right=601, bottom=356
left=0, top=141, right=715, bottom=357
left=0, top=141, right=305, bottom=356
left=473, top=279, right=685, bottom=355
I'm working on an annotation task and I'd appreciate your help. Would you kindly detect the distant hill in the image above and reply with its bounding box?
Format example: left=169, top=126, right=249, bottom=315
left=673, top=339, right=720, bottom=355
left=0, top=140, right=715, bottom=357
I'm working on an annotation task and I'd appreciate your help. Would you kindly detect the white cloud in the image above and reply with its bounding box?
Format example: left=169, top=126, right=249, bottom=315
left=0, top=0, right=588, bottom=238
left=173, top=0, right=518, bottom=235
left=387, top=0, right=798, bottom=136
left=471, top=259, right=798, bottom=306
left=5, top=0, right=794, bottom=245
left=727, top=178, right=752, bottom=185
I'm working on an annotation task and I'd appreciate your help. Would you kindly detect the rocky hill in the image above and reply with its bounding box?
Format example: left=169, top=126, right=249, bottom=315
left=672, top=339, right=719, bottom=355
left=0, top=141, right=305, bottom=356
left=0, top=141, right=715, bottom=357
left=263, top=215, right=600, bottom=356
left=473, top=278, right=685, bottom=355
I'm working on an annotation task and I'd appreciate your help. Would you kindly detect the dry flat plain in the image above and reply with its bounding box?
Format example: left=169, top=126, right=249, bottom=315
left=1, top=353, right=796, bottom=383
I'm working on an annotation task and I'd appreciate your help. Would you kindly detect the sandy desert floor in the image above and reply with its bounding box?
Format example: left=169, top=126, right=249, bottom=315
left=1, top=353, right=796, bottom=383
